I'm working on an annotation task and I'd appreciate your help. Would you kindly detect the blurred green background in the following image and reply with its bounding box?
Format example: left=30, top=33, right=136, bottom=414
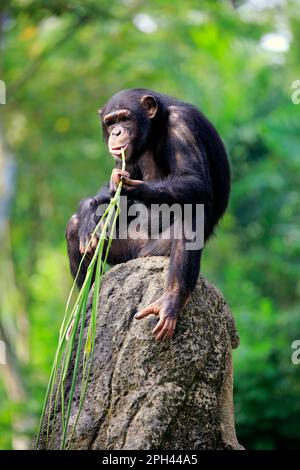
left=0, top=0, right=300, bottom=450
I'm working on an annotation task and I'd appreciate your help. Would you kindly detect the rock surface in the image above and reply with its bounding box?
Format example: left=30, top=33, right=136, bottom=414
left=40, top=256, right=243, bottom=450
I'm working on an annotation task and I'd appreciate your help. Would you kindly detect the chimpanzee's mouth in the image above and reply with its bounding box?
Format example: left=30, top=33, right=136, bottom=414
left=109, top=143, right=128, bottom=157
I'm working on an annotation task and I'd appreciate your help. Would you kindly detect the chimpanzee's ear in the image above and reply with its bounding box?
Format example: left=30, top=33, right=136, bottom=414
left=97, top=108, right=103, bottom=119
left=140, top=95, right=158, bottom=119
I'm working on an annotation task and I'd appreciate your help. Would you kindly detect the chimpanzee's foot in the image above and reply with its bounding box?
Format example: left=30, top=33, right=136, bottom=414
left=79, top=233, right=99, bottom=255
left=135, top=290, right=190, bottom=341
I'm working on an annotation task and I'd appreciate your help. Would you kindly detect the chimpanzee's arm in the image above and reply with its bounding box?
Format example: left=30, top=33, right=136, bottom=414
left=135, top=217, right=203, bottom=340
left=121, top=173, right=212, bottom=205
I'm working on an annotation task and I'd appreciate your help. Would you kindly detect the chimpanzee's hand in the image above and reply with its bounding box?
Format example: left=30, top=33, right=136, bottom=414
left=135, top=290, right=190, bottom=341
left=110, top=169, right=131, bottom=193
left=120, top=176, right=145, bottom=197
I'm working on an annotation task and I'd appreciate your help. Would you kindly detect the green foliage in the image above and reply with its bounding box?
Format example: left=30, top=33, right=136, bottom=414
left=1, top=0, right=300, bottom=450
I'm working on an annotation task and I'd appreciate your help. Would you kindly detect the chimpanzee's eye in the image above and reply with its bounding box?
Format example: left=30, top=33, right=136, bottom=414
left=120, top=115, right=130, bottom=123
left=105, top=119, right=114, bottom=127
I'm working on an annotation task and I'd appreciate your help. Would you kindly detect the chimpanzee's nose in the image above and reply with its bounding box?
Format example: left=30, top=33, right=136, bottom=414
left=112, top=126, right=122, bottom=137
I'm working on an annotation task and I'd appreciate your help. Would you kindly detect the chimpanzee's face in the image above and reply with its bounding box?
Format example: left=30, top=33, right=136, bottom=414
left=99, top=90, right=158, bottom=162
left=102, top=109, right=138, bottom=160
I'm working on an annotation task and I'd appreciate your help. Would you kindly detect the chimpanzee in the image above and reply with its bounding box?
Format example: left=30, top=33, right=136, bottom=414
left=66, top=88, right=230, bottom=341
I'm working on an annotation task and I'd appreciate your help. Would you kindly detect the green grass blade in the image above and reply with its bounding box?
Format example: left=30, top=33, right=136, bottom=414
left=36, top=149, right=126, bottom=449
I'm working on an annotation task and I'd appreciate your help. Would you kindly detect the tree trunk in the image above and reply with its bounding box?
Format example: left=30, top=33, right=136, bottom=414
left=38, top=256, right=243, bottom=450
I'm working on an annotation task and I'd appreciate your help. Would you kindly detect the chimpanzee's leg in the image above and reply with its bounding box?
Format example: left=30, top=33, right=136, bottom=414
left=66, top=213, right=151, bottom=286
left=66, top=206, right=174, bottom=289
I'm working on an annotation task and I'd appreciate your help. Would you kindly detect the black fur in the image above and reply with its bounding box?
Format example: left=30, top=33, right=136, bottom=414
left=66, top=88, right=230, bottom=323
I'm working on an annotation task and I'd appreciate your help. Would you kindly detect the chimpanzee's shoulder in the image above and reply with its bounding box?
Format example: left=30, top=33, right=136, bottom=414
left=166, top=101, right=203, bottom=129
